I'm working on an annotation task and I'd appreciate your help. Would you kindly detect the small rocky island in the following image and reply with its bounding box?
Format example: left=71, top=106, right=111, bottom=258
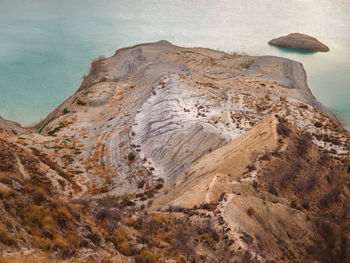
left=268, top=33, right=329, bottom=52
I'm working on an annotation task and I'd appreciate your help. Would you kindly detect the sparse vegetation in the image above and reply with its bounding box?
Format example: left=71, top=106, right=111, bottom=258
left=320, top=185, right=342, bottom=208
left=76, top=99, right=87, bottom=106
left=48, top=122, right=67, bottom=136
left=62, top=108, right=70, bottom=115
left=229, top=51, right=248, bottom=56
left=0, top=150, right=89, bottom=258
left=154, top=183, right=163, bottom=190
left=61, top=154, right=74, bottom=164
left=70, top=195, right=231, bottom=262
left=276, top=117, right=290, bottom=136
left=246, top=164, right=256, bottom=172
left=308, top=219, right=350, bottom=263
left=296, top=133, right=312, bottom=157
left=128, top=152, right=136, bottom=161
left=240, top=59, right=254, bottom=69
left=138, top=180, right=145, bottom=189
left=314, top=121, right=323, bottom=128
left=135, top=249, right=158, bottom=263
left=247, top=207, right=256, bottom=217
left=0, top=45, right=349, bottom=263
left=258, top=124, right=350, bottom=261
left=38, top=118, right=54, bottom=134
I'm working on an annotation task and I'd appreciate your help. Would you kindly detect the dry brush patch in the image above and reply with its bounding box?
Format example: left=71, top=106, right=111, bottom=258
left=77, top=194, right=233, bottom=263
left=0, top=138, right=104, bottom=259
left=254, top=120, right=350, bottom=262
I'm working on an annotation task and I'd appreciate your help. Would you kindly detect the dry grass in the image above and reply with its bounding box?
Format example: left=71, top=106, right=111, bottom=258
left=0, top=139, right=100, bottom=259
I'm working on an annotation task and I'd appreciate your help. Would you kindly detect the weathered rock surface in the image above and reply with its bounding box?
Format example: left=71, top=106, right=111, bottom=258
left=1, top=40, right=346, bottom=194
left=0, top=116, right=24, bottom=134
left=268, top=33, right=330, bottom=52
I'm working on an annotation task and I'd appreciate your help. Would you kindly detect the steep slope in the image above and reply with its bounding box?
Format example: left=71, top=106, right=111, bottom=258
left=151, top=116, right=350, bottom=262
left=0, top=136, right=121, bottom=261
left=151, top=115, right=280, bottom=208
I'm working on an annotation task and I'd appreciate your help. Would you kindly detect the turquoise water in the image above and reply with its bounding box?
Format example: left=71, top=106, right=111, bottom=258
left=0, top=0, right=349, bottom=128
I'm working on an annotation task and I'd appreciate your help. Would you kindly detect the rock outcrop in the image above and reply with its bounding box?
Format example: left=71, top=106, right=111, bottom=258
left=268, top=33, right=330, bottom=52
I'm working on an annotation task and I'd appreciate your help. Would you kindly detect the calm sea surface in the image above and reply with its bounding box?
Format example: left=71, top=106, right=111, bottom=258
left=0, top=0, right=349, bottom=128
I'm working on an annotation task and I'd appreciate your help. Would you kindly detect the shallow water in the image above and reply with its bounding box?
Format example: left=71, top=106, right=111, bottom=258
left=0, top=0, right=349, bottom=128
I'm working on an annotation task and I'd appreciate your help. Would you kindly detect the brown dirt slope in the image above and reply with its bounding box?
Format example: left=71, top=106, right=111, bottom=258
left=151, top=115, right=350, bottom=262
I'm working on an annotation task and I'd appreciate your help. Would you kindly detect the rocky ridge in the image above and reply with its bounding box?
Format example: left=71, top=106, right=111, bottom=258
left=0, top=41, right=349, bottom=262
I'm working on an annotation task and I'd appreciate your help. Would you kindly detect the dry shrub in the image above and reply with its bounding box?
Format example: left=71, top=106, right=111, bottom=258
left=0, top=256, right=56, bottom=263
left=308, top=219, right=350, bottom=263
left=279, top=159, right=302, bottom=187
left=297, top=133, right=312, bottom=157
left=276, top=118, right=290, bottom=137
left=0, top=172, right=23, bottom=185
left=0, top=139, right=95, bottom=259
left=118, top=241, right=132, bottom=256
left=314, top=121, right=323, bottom=128
left=165, top=205, right=185, bottom=213
left=0, top=224, right=16, bottom=247
left=247, top=207, right=256, bottom=217
left=51, top=236, right=68, bottom=251
left=154, top=183, right=163, bottom=190
left=135, top=249, right=158, bottom=263
left=318, top=152, right=330, bottom=166
left=128, top=152, right=136, bottom=161
left=241, top=251, right=261, bottom=263
left=305, top=174, right=320, bottom=192
left=246, top=164, right=256, bottom=172
left=267, top=173, right=277, bottom=195
left=115, top=228, right=129, bottom=243
left=199, top=202, right=218, bottom=211
left=320, top=185, right=342, bottom=208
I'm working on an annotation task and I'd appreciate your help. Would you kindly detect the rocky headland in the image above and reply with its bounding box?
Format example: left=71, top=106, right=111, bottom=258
left=0, top=41, right=348, bottom=262
left=268, top=33, right=330, bottom=52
